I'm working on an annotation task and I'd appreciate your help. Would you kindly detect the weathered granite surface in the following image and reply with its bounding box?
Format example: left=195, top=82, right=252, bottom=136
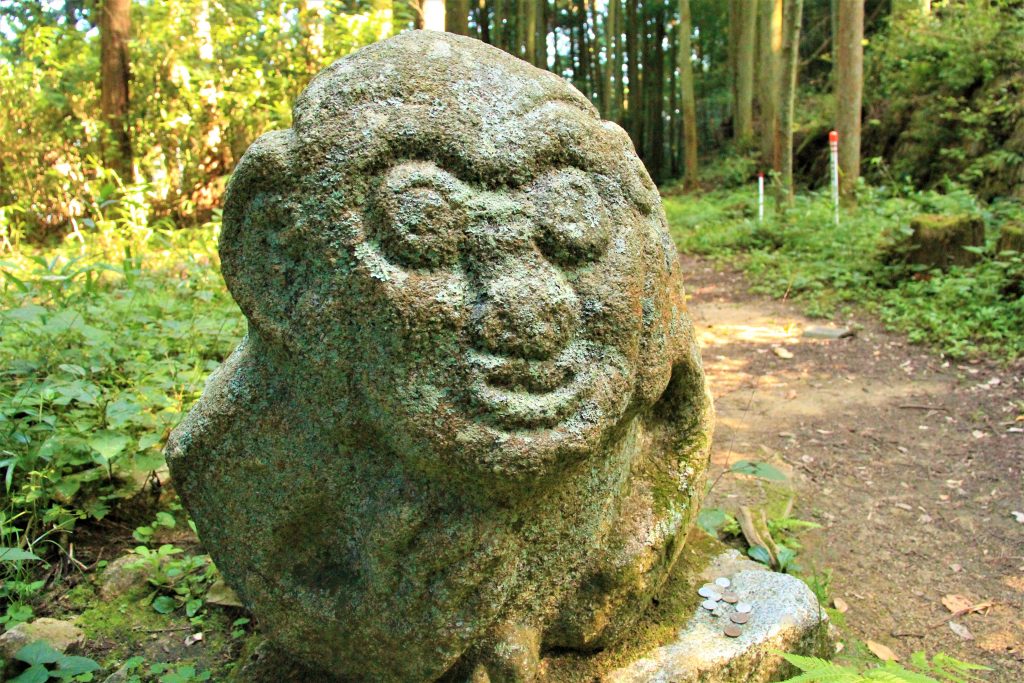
left=167, top=30, right=714, bottom=682
left=602, top=548, right=831, bottom=683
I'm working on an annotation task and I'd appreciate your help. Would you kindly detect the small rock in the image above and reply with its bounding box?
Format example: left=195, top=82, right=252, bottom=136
left=206, top=579, right=245, bottom=608
left=104, top=663, right=133, bottom=683
left=773, top=347, right=794, bottom=359
left=0, top=618, right=84, bottom=662
left=802, top=326, right=854, bottom=339
left=99, top=554, right=148, bottom=600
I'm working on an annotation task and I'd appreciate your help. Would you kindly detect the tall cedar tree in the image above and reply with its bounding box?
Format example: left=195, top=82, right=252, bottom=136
left=836, top=0, right=864, bottom=200
left=734, top=0, right=757, bottom=142
left=757, top=0, right=783, bottom=169
left=677, top=0, right=698, bottom=187
left=446, top=0, right=470, bottom=35
left=778, top=0, right=803, bottom=206
left=100, top=0, right=132, bottom=178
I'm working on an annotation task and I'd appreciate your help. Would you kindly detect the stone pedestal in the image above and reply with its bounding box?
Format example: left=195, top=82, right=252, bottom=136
left=535, top=530, right=830, bottom=683
left=231, top=531, right=830, bottom=683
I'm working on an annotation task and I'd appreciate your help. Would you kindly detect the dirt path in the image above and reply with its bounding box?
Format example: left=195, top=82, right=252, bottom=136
left=682, top=255, right=1024, bottom=680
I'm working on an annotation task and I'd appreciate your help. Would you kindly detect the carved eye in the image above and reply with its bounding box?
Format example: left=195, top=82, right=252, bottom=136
left=532, top=170, right=610, bottom=267
left=373, top=165, right=463, bottom=270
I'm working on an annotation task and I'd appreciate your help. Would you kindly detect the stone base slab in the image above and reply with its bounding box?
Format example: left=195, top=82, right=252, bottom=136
left=229, top=532, right=831, bottom=682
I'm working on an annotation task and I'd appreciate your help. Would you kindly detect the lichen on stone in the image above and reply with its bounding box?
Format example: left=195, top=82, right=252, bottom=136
left=167, top=30, right=714, bottom=682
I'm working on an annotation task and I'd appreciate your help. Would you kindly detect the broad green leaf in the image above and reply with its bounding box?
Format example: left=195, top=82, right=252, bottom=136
left=15, top=639, right=62, bottom=665
left=0, top=547, right=42, bottom=562
left=54, top=654, right=100, bottom=677
left=747, top=545, right=772, bottom=565
left=730, top=460, right=789, bottom=482
left=8, top=664, right=51, bottom=683
left=87, top=431, right=131, bottom=462
left=152, top=595, right=177, bottom=614
left=697, top=508, right=729, bottom=536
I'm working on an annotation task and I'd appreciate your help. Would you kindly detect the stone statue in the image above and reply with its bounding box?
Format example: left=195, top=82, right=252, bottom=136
left=167, top=30, right=713, bottom=682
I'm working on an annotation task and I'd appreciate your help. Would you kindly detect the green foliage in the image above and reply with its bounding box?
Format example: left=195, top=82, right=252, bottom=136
left=7, top=640, right=99, bottom=682
left=730, top=459, right=788, bottom=482
left=777, top=650, right=991, bottom=683
left=666, top=184, right=1024, bottom=359
left=114, top=656, right=212, bottom=683
left=865, top=2, right=1024, bottom=200
left=128, top=509, right=217, bottom=622
left=0, top=1, right=397, bottom=239
left=0, top=220, right=244, bottom=551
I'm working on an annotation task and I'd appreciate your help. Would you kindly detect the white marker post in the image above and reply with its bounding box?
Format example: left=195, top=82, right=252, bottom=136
left=829, top=130, right=840, bottom=226
left=757, top=172, right=765, bottom=223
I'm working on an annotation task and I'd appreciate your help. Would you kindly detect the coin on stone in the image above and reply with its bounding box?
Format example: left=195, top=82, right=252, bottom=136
left=723, top=625, right=742, bottom=638
left=721, top=592, right=739, bottom=603
left=730, top=612, right=750, bottom=624
left=715, top=577, right=731, bottom=589
left=697, top=585, right=717, bottom=599
left=701, top=599, right=719, bottom=611
left=736, top=602, right=752, bottom=614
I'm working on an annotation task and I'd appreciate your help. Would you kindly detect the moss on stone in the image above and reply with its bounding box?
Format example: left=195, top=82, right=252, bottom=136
left=902, top=213, right=985, bottom=269
left=997, top=221, right=1024, bottom=255
left=539, top=529, right=720, bottom=682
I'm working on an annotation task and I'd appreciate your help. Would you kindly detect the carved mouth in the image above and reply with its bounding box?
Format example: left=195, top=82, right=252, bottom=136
left=466, top=344, right=597, bottom=429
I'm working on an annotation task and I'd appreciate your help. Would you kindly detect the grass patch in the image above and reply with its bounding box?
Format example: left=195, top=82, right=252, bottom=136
left=664, top=184, right=1024, bottom=360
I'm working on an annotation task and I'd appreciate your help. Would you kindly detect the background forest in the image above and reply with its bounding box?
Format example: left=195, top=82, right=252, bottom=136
left=1, top=2, right=1023, bottom=682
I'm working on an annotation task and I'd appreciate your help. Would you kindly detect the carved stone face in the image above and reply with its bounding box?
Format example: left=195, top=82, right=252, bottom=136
left=173, top=32, right=713, bottom=681
left=351, top=158, right=659, bottom=488
left=218, top=32, right=685, bottom=493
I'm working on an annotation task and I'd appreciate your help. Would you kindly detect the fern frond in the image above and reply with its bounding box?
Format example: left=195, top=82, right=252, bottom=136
left=775, top=653, right=862, bottom=683
left=863, top=667, right=938, bottom=683
left=779, top=670, right=863, bottom=683
left=872, top=661, right=943, bottom=683
left=778, top=653, right=842, bottom=672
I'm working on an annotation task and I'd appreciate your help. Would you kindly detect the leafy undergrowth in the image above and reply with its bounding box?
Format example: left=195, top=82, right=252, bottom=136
left=0, top=222, right=244, bottom=628
left=664, top=183, right=1024, bottom=360
left=778, top=650, right=990, bottom=683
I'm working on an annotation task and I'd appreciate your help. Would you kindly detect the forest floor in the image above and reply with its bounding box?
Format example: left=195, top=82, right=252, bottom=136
left=684, top=254, right=1024, bottom=681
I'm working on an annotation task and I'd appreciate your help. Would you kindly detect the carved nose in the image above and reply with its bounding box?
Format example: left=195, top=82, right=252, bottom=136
left=472, top=256, right=578, bottom=360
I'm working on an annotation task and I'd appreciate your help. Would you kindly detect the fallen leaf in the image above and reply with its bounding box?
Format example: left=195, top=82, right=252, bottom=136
left=866, top=640, right=899, bottom=661
left=942, top=594, right=973, bottom=613
left=1003, top=575, right=1024, bottom=592
left=948, top=621, right=974, bottom=640
left=833, top=597, right=849, bottom=613
left=773, top=347, right=794, bottom=359
left=977, top=629, right=1021, bottom=653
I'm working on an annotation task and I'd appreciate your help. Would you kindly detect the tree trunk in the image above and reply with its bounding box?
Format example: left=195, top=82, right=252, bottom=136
left=645, top=4, right=665, bottom=183
left=625, top=0, right=642, bottom=152
left=669, top=33, right=679, bottom=177
left=727, top=0, right=739, bottom=123
left=535, top=0, right=548, bottom=67
left=757, top=0, right=782, bottom=168
left=734, top=0, right=757, bottom=142
left=100, top=0, right=132, bottom=179
left=477, top=0, right=490, bottom=43
left=587, top=0, right=606, bottom=115
left=778, top=0, right=803, bottom=207
left=605, top=0, right=620, bottom=121
left=836, top=0, right=863, bottom=200
left=446, top=0, right=469, bottom=35
left=678, top=0, right=698, bottom=187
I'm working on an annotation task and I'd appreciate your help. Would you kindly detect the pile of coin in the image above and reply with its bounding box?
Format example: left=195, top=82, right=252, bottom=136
left=696, top=576, right=753, bottom=638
